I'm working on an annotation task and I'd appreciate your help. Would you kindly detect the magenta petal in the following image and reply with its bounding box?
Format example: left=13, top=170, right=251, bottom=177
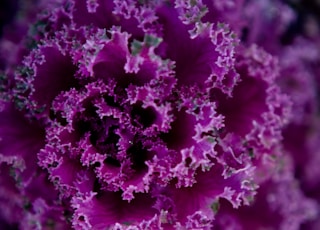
left=172, top=162, right=255, bottom=223
left=71, top=192, right=157, bottom=229
left=0, top=103, right=45, bottom=184
left=157, top=4, right=239, bottom=93
left=90, top=28, right=169, bottom=88
left=30, top=46, right=77, bottom=105
left=72, top=0, right=143, bottom=37
left=161, top=108, right=197, bottom=150
left=213, top=159, right=318, bottom=230
left=91, top=29, right=129, bottom=83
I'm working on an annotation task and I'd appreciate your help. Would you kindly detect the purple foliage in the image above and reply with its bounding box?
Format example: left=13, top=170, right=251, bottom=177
left=1, top=0, right=320, bottom=229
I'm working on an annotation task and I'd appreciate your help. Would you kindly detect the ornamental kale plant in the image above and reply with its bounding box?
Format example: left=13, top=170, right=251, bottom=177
left=0, top=0, right=319, bottom=229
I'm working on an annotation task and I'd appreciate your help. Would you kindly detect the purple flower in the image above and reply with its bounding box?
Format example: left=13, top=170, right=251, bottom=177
left=0, top=0, right=318, bottom=229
